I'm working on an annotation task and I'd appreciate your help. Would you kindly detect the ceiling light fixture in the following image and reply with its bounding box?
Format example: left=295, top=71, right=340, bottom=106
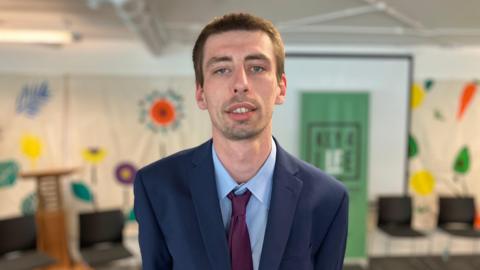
left=0, top=29, right=78, bottom=45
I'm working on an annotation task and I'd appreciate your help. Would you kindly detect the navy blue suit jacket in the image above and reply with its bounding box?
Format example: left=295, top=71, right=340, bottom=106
left=134, top=139, right=348, bottom=270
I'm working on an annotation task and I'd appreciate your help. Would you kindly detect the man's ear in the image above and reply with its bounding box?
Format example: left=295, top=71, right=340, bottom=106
left=275, top=73, right=287, bottom=105
left=195, top=83, right=208, bottom=110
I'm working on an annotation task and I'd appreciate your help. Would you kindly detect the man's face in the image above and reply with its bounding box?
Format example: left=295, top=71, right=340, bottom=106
left=195, top=30, right=286, bottom=141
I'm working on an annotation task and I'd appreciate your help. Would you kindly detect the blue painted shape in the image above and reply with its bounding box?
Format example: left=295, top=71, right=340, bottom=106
left=16, top=81, right=51, bottom=117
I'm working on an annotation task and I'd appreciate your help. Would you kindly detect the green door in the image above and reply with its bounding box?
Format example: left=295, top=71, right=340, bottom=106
left=300, top=92, right=369, bottom=260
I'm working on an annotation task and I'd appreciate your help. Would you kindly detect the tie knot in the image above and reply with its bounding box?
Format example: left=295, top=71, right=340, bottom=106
left=227, top=189, right=252, bottom=216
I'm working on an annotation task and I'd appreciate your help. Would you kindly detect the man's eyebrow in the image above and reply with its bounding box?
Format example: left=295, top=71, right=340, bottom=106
left=205, top=56, right=232, bottom=68
left=245, top=53, right=270, bottom=62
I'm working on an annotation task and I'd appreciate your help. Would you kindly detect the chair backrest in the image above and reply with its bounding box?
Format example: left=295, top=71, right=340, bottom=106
left=438, top=197, right=475, bottom=227
left=377, top=196, right=413, bottom=227
left=79, top=209, right=125, bottom=249
left=0, top=215, right=37, bottom=256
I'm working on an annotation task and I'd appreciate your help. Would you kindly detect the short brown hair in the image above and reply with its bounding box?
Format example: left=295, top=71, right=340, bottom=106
left=192, top=13, right=285, bottom=86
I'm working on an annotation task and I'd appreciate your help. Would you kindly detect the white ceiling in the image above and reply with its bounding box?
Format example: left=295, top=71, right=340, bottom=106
left=1, top=0, right=480, bottom=55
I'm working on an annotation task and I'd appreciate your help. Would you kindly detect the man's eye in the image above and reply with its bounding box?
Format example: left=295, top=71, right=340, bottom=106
left=251, top=66, right=265, bottom=73
left=214, top=68, right=229, bottom=75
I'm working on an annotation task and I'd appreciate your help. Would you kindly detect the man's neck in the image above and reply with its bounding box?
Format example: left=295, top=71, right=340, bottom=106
left=213, top=132, right=273, bottom=184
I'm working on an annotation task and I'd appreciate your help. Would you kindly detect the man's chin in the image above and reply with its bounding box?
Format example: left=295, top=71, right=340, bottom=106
left=221, top=126, right=266, bottom=141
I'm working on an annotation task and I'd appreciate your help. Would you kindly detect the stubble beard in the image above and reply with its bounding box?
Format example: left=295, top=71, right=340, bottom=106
left=220, top=118, right=268, bottom=141
left=215, top=106, right=272, bottom=141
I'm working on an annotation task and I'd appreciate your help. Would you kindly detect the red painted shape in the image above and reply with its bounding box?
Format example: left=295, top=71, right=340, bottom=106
left=457, top=82, right=477, bottom=120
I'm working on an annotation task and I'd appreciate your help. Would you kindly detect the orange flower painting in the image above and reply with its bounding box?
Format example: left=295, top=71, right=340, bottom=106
left=139, top=90, right=184, bottom=133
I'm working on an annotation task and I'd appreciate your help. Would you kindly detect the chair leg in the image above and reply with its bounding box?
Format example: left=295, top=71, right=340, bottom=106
left=384, top=234, right=391, bottom=256
left=427, top=233, right=433, bottom=255
left=472, top=238, right=477, bottom=254
left=442, top=236, right=451, bottom=262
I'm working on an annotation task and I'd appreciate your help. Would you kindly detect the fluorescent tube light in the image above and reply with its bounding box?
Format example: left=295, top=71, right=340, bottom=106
left=0, top=29, right=75, bottom=45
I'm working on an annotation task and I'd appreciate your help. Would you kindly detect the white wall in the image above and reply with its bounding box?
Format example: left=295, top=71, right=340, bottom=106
left=0, top=40, right=193, bottom=76
left=285, top=45, right=480, bottom=80
left=2, top=40, right=480, bottom=79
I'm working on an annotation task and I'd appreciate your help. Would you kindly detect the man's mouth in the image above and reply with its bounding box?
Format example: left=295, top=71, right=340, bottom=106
left=226, top=102, right=257, bottom=114
left=231, top=107, right=253, bottom=114
left=225, top=102, right=257, bottom=121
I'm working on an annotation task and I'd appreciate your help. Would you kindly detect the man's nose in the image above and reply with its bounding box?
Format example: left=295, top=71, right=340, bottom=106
left=232, top=68, right=249, bottom=94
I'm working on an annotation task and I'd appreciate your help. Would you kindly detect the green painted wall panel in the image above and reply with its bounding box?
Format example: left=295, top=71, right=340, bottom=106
left=300, top=92, right=369, bottom=259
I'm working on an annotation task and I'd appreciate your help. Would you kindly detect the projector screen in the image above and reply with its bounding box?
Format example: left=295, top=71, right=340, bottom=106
left=272, top=53, right=412, bottom=201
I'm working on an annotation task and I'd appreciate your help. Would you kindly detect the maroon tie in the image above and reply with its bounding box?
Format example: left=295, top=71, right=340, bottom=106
left=227, top=189, right=253, bottom=270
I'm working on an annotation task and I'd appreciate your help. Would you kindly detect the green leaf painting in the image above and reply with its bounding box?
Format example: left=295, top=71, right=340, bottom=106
left=415, top=206, right=430, bottom=214
left=408, top=135, right=418, bottom=158
left=453, top=147, right=470, bottom=174
left=127, top=208, right=136, bottom=222
left=434, top=109, right=445, bottom=121
left=0, top=161, right=19, bottom=188
left=21, top=192, right=37, bottom=215
left=424, top=79, right=434, bottom=91
left=71, top=182, right=94, bottom=202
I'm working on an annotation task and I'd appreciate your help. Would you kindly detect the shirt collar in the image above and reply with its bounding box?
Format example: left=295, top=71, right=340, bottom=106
left=212, top=137, right=276, bottom=204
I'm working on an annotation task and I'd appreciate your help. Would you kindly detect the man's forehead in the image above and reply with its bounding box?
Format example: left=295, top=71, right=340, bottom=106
left=202, top=30, right=274, bottom=62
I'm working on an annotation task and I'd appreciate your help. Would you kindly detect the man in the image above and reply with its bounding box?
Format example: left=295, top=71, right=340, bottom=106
left=134, top=13, right=348, bottom=270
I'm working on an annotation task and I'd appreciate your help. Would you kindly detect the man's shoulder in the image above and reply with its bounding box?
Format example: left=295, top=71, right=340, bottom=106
left=139, top=140, right=211, bottom=178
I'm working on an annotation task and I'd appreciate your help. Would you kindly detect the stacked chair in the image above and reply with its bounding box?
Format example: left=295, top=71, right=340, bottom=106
left=437, top=196, right=480, bottom=253
left=78, top=209, right=133, bottom=269
left=377, top=196, right=429, bottom=255
left=0, top=215, right=56, bottom=270
left=376, top=195, right=480, bottom=257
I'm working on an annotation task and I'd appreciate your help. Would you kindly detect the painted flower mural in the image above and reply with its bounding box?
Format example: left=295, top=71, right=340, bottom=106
left=82, top=147, right=107, bottom=165
left=408, top=134, right=418, bottom=158
left=115, top=162, right=137, bottom=186
left=115, top=162, right=137, bottom=218
left=71, top=181, right=94, bottom=203
left=410, top=170, right=435, bottom=196
left=20, top=134, right=43, bottom=168
left=457, top=81, right=477, bottom=121
left=411, top=83, right=426, bottom=109
left=16, top=81, right=51, bottom=118
left=21, top=192, right=37, bottom=215
left=127, top=207, right=136, bottom=223
left=0, top=160, right=19, bottom=188
left=82, top=146, right=107, bottom=209
left=139, top=90, right=184, bottom=133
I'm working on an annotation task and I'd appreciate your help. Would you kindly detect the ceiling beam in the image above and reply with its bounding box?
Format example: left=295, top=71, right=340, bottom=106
left=278, top=4, right=382, bottom=28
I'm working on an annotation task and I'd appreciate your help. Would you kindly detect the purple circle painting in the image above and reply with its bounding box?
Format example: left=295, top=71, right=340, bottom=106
left=115, top=162, right=137, bottom=185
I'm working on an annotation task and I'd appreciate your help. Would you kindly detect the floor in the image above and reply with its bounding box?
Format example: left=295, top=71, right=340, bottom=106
left=343, top=203, right=480, bottom=270
left=345, top=255, right=480, bottom=270
left=94, top=206, right=480, bottom=270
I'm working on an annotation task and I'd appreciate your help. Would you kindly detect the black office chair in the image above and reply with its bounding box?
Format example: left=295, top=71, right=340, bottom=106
left=377, top=196, right=428, bottom=255
left=79, top=209, right=133, bottom=268
left=438, top=197, right=480, bottom=254
left=0, top=215, right=56, bottom=270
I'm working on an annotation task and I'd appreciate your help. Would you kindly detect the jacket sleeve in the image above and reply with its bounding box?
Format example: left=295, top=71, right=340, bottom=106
left=134, top=170, right=173, bottom=269
left=314, top=190, right=349, bottom=270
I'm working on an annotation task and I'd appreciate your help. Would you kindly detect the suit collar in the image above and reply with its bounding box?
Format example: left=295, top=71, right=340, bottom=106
left=189, top=140, right=231, bottom=270
left=259, top=141, right=303, bottom=270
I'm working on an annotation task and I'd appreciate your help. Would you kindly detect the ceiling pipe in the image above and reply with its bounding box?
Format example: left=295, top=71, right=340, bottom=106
left=278, top=4, right=382, bottom=28
left=88, top=0, right=169, bottom=56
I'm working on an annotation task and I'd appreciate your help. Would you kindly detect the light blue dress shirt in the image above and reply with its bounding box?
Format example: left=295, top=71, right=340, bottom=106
left=212, top=138, right=276, bottom=270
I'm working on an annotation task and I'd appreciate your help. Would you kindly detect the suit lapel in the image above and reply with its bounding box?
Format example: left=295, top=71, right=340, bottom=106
left=259, top=144, right=303, bottom=270
left=188, top=141, right=231, bottom=270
